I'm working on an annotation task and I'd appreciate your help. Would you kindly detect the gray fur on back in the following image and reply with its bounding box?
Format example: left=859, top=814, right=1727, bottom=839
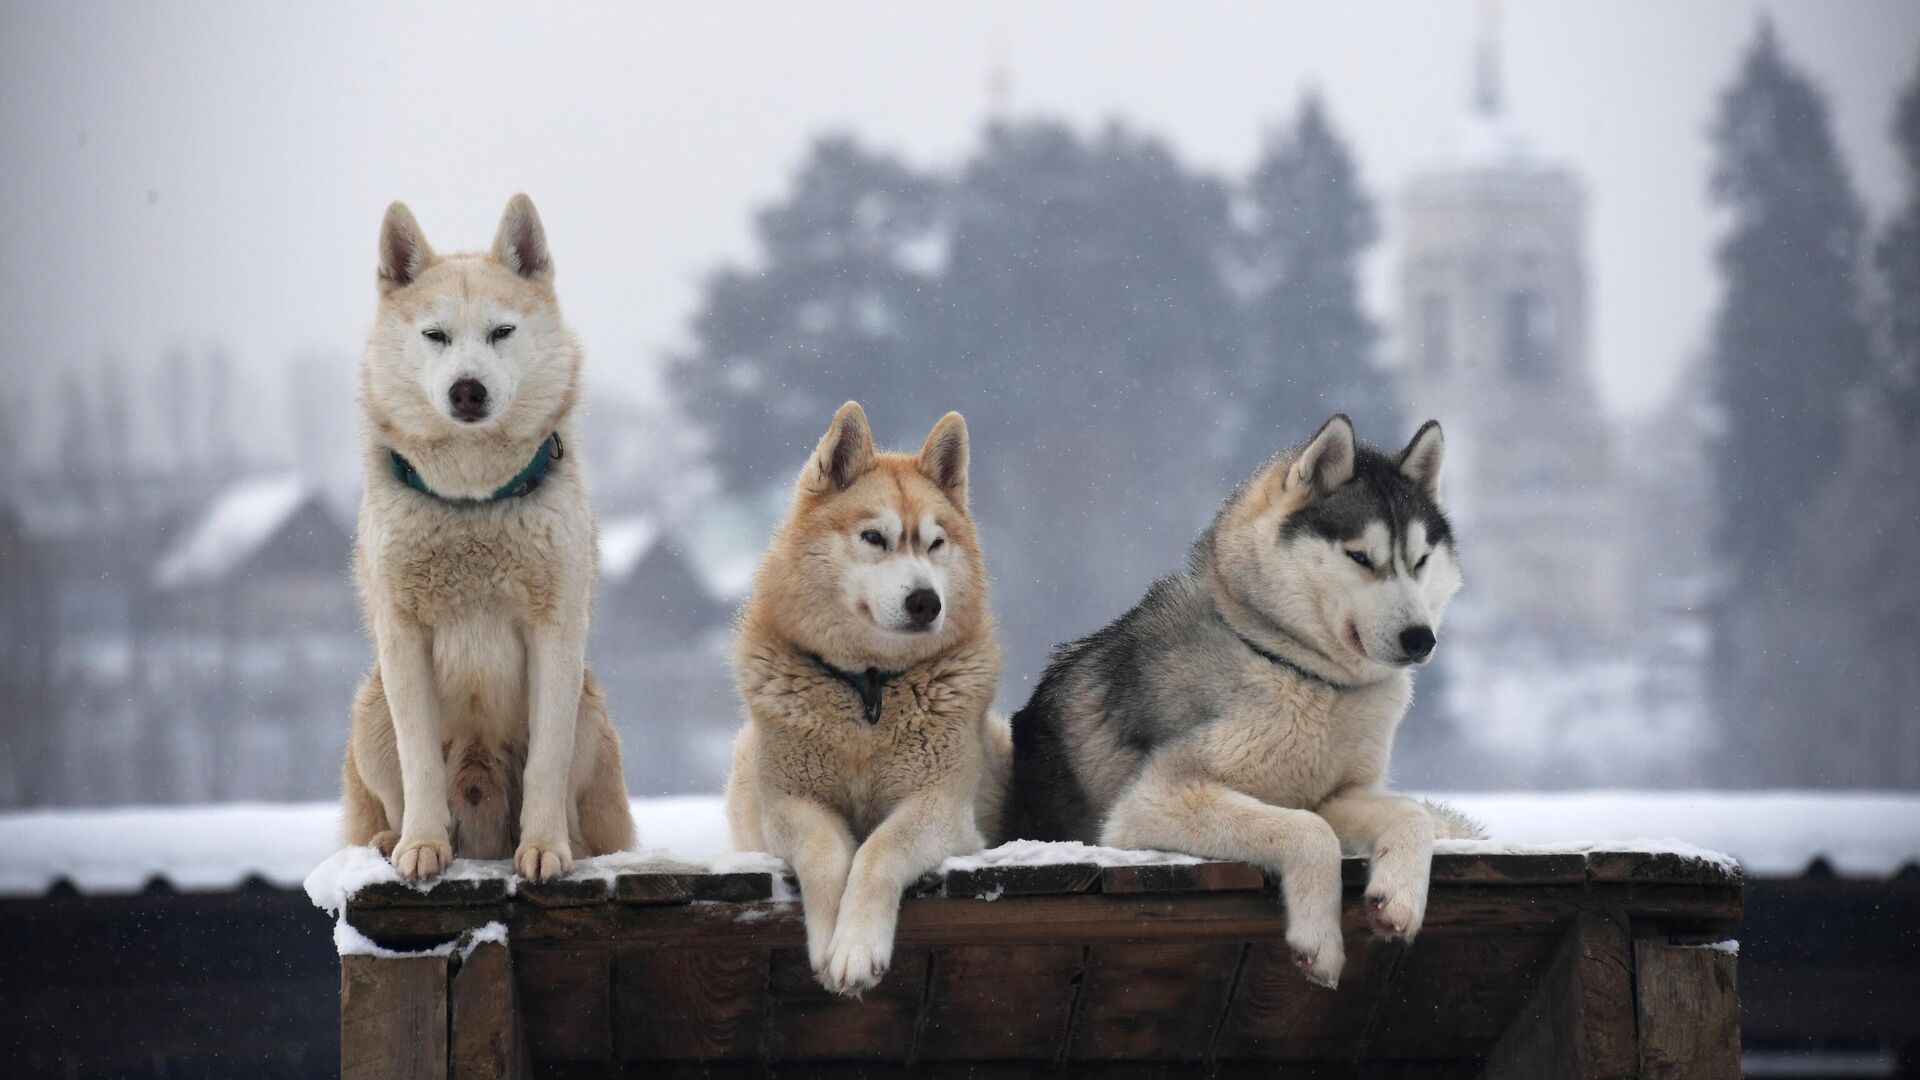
left=1009, top=532, right=1245, bottom=841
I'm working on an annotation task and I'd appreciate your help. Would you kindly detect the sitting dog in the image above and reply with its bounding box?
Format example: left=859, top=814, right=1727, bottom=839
left=726, top=402, right=1009, bottom=996
left=1008, top=415, right=1480, bottom=988
left=340, top=195, right=635, bottom=882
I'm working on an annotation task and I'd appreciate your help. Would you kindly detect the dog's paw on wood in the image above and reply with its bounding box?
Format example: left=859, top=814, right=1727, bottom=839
left=392, top=835, right=451, bottom=881
left=1366, top=888, right=1426, bottom=942
left=1287, top=923, right=1345, bottom=990
left=819, top=922, right=892, bottom=997
left=515, top=840, right=572, bottom=883
left=368, top=830, right=400, bottom=858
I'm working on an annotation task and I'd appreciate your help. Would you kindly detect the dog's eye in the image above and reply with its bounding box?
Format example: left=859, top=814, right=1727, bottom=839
left=860, top=530, right=886, bottom=548
left=1346, top=550, right=1373, bottom=570
left=1416, top=553, right=1430, bottom=571
left=489, top=325, right=515, bottom=343
left=928, top=537, right=945, bottom=553
left=422, top=328, right=449, bottom=344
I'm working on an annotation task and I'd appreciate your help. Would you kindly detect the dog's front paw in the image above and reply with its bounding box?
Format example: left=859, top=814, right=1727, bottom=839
left=392, top=835, right=451, bottom=881
left=1364, top=859, right=1429, bottom=942
left=515, top=840, right=572, bottom=883
left=819, top=920, right=892, bottom=997
left=1365, top=886, right=1426, bottom=942
left=367, top=830, right=400, bottom=858
left=1286, top=922, right=1346, bottom=990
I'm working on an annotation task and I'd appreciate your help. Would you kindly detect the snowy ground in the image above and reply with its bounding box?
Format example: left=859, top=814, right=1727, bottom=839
left=4, top=790, right=1917, bottom=898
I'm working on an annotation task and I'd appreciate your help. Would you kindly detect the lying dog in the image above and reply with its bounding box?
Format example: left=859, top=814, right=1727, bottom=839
left=726, top=402, right=1009, bottom=995
left=1008, top=415, right=1480, bottom=987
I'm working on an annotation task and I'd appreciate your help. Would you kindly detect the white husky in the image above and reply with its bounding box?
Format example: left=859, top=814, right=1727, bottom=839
left=339, top=195, right=635, bottom=883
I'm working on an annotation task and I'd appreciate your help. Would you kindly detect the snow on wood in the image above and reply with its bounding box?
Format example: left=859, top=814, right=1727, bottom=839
left=5, top=789, right=1917, bottom=898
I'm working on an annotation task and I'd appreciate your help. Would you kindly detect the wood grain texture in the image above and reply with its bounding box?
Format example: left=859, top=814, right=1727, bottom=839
left=615, top=872, right=773, bottom=904
left=944, top=863, right=1101, bottom=898
left=513, top=944, right=610, bottom=1062
left=916, top=945, right=1085, bottom=1061
left=1101, top=862, right=1266, bottom=895
left=614, top=946, right=768, bottom=1060
left=764, top=947, right=929, bottom=1061
left=450, top=941, right=527, bottom=1080
left=1636, top=941, right=1741, bottom=1079
left=1482, top=911, right=1637, bottom=1080
left=1067, top=943, right=1244, bottom=1061
left=340, top=954, right=447, bottom=1080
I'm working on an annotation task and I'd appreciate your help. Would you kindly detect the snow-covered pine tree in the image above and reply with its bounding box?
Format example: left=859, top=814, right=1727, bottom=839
left=1706, top=20, right=1871, bottom=583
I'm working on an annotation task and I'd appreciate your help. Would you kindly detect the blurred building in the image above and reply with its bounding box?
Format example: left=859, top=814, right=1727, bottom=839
left=593, top=515, right=740, bottom=795
left=1397, top=15, right=1631, bottom=644
left=148, top=475, right=362, bottom=801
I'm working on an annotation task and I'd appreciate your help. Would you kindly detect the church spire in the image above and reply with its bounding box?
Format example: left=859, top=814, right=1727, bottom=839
left=1473, top=0, right=1503, bottom=116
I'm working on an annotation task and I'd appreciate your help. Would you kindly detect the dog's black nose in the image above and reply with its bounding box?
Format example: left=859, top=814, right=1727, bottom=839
left=904, top=588, right=942, bottom=628
left=449, top=378, right=490, bottom=422
left=1399, top=625, right=1436, bottom=661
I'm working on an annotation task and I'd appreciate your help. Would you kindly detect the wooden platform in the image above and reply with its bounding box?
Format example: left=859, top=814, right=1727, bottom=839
left=337, top=849, right=1743, bottom=1078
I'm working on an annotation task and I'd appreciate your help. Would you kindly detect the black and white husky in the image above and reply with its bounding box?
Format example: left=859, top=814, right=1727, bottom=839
left=1008, top=415, right=1480, bottom=989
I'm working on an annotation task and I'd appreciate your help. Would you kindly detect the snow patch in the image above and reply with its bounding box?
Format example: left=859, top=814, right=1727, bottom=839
left=940, top=839, right=1202, bottom=873
left=1433, top=837, right=1740, bottom=875
left=333, top=918, right=507, bottom=960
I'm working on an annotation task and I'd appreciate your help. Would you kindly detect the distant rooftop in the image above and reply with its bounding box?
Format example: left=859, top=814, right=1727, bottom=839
left=152, top=474, right=315, bottom=590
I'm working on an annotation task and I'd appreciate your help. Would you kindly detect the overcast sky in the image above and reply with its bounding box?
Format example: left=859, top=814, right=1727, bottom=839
left=3, top=1, right=1916, bottom=424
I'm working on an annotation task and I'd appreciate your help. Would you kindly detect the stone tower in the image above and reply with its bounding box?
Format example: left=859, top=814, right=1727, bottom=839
left=1397, top=6, right=1630, bottom=642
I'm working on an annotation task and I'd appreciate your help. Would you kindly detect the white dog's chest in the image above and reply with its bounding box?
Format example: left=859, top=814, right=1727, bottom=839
left=431, top=611, right=528, bottom=740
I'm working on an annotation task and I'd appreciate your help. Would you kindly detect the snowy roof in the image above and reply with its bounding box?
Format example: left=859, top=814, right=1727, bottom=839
left=598, top=515, right=662, bottom=582
left=2, top=791, right=1917, bottom=898
left=152, top=474, right=314, bottom=590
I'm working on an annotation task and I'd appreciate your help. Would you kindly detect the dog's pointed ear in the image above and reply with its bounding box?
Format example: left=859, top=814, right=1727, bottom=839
left=1398, top=420, right=1444, bottom=501
left=802, top=401, right=876, bottom=495
left=492, top=193, right=553, bottom=283
left=378, top=202, right=438, bottom=294
left=1284, top=414, right=1356, bottom=496
left=918, top=412, right=970, bottom=508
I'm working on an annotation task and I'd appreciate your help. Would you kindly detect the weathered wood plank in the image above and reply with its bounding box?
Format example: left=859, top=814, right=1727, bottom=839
left=1212, top=933, right=1399, bottom=1060
left=615, top=946, right=768, bottom=1060
left=1482, top=911, right=1636, bottom=1080
left=450, top=940, right=526, bottom=1080
left=1587, top=849, right=1740, bottom=886
left=1101, top=862, right=1265, bottom=895
left=945, top=863, right=1101, bottom=898
left=764, top=947, right=929, bottom=1060
left=1635, top=941, right=1740, bottom=1079
left=1068, top=943, right=1243, bottom=1061
left=340, top=954, right=448, bottom=1080
left=1431, top=851, right=1588, bottom=885
left=916, top=945, right=1084, bottom=1061
left=516, top=878, right=609, bottom=908
left=355, top=877, right=510, bottom=907
left=514, top=944, right=611, bottom=1063
left=1364, top=930, right=1561, bottom=1060
left=615, top=872, right=773, bottom=904
left=349, top=884, right=1606, bottom=952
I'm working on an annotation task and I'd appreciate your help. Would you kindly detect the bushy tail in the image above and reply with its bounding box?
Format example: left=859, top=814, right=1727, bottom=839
left=1423, top=799, right=1487, bottom=840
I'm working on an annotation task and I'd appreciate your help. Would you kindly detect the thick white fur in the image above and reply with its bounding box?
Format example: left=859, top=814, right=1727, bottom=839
left=342, top=196, right=634, bottom=883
